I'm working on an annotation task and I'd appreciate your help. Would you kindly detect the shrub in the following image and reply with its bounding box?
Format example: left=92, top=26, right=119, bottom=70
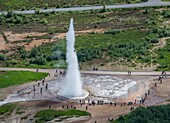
left=10, top=59, right=18, bottom=65
left=6, top=10, right=14, bottom=18
left=35, top=8, right=40, bottom=14
left=30, top=56, right=47, bottom=65
left=39, top=18, right=48, bottom=25
left=104, top=30, right=122, bottom=35
left=21, top=6, right=26, bottom=11
left=0, top=54, right=6, bottom=61
left=44, top=4, right=49, bottom=9
left=150, top=38, right=159, bottom=43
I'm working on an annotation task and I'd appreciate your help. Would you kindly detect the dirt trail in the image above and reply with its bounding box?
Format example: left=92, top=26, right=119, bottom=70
left=150, top=37, right=170, bottom=56
left=0, top=34, right=6, bottom=50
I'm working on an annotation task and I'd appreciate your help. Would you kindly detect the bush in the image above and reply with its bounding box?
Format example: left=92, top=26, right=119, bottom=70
left=114, top=104, right=170, bottom=123
left=29, top=47, right=42, bottom=58
left=35, top=8, right=40, bottom=14
left=162, top=10, right=170, bottom=18
left=30, top=56, right=47, bottom=65
left=39, top=18, right=48, bottom=25
left=6, top=10, right=14, bottom=18
left=104, top=30, right=122, bottom=35
left=44, top=4, right=48, bottom=9
left=21, top=6, right=26, bottom=11
left=10, top=59, right=18, bottom=65
left=0, top=54, right=6, bottom=61
left=150, top=38, right=159, bottom=43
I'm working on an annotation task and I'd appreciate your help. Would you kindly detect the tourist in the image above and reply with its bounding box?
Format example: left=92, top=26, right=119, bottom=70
left=108, top=117, right=113, bottom=121
left=114, top=103, right=117, bottom=107
left=49, top=105, right=51, bottom=109
left=128, top=71, right=131, bottom=75
left=148, top=90, right=150, bottom=95
left=124, top=102, right=126, bottom=106
left=134, top=100, right=137, bottom=104
left=56, top=69, right=58, bottom=73
left=60, top=71, right=62, bottom=74
left=92, top=101, right=95, bottom=106
left=42, top=80, right=45, bottom=86
left=140, top=100, right=142, bottom=104
left=110, top=102, right=113, bottom=106
left=45, top=83, right=48, bottom=90
left=36, top=69, right=39, bottom=72
left=142, top=99, right=145, bottom=104
left=38, top=83, right=40, bottom=87
left=162, top=71, right=165, bottom=75
left=86, top=106, right=88, bottom=110
left=145, top=93, right=148, bottom=99
left=130, top=107, right=134, bottom=111
left=155, top=82, right=157, bottom=87
left=62, top=105, right=64, bottom=109
left=158, top=76, right=161, bottom=81
left=164, top=71, right=167, bottom=78
left=160, top=79, right=163, bottom=84
left=33, top=85, right=35, bottom=92
left=40, top=87, right=42, bottom=94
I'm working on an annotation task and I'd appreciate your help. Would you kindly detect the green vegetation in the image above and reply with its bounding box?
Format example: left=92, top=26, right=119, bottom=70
left=157, top=39, right=170, bottom=70
left=0, top=104, right=16, bottom=115
left=0, top=0, right=147, bottom=11
left=0, top=8, right=148, bottom=33
left=35, top=109, right=90, bottom=123
left=3, top=29, right=152, bottom=68
left=113, top=104, right=170, bottom=123
left=0, top=7, right=170, bottom=70
left=76, top=30, right=150, bottom=62
left=0, top=71, right=48, bottom=88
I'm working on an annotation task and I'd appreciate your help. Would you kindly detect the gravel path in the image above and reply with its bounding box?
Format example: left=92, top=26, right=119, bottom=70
left=0, top=67, right=169, bottom=76
left=0, top=0, right=170, bottom=15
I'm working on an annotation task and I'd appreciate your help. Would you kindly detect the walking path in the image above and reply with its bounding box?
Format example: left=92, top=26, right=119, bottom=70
left=0, top=0, right=170, bottom=15
left=0, top=67, right=169, bottom=76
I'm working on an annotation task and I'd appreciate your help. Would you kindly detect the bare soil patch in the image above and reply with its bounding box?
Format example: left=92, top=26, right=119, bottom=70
left=0, top=34, right=6, bottom=51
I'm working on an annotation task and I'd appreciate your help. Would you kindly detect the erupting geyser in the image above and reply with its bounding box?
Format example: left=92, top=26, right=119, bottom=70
left=61, top=18, right=88, bottom=98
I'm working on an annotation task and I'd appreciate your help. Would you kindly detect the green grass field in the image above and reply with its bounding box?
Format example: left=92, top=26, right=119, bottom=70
left=0, top=71, right=48, bottom=88
left=35, top=109, right=90, bottom=123
left=0, top=0, right=144, bottom=11
left=0, top=104, right=16, bottom=115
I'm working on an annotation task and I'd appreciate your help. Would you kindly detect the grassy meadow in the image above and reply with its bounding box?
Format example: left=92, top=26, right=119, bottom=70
left=0, top=71, right=48, bottom=88
left=35, top=109, right=90, bottom=123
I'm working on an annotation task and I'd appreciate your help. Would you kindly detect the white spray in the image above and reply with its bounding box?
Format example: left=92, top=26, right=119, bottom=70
left=62, top=18, right=82, bottom=97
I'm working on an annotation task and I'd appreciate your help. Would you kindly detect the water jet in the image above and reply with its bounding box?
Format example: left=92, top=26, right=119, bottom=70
left=60, top=18, right=89, bottom=99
